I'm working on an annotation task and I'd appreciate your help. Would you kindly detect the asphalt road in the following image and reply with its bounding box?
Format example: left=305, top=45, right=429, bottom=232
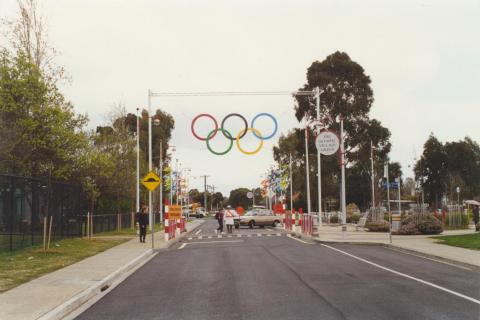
left=76, top=219, right=480, bottom=320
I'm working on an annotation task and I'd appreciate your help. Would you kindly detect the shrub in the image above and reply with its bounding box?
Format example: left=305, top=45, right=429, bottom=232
left=366, top=220, right=390, bottom=232
left=347, top=213, right=361, bottom=224
left=475, top=223, right=480, bottom=232
left=397, top=222, right=420, bottom=235
left=329, top=215, right=339, bottom=224
left=417, top=214, right=443, bottom=235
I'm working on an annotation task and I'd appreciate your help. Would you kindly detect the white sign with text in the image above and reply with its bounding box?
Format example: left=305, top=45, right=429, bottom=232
left=315, top=131, right=340, bottom=155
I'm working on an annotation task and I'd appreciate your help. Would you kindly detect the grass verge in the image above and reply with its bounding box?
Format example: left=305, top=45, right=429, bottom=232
left=432, top=233, right=480, bottom=250
left=0, top=237, right=127, bottom=293
left=94, top=223, right=164, bottom=237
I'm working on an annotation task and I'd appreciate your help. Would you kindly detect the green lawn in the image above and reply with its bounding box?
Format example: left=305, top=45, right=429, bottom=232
left=0, top=237, right=126, bottom=293
left=93, top=223, right=164, bottom=237
left=432, top=233, right=480, bottom=250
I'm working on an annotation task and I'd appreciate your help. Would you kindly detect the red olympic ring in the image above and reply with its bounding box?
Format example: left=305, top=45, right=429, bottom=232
left=191, top=114, right=218, bottom=141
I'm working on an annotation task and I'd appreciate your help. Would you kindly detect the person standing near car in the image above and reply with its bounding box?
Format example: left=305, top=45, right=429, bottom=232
left=137, top=205, right=149, bottom=243
left=215, top=209, right=224, bottom=234
left=224, top=205, right=235, bottom=234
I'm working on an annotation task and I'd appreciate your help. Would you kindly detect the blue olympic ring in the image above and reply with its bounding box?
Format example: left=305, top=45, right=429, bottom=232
left=251, top=113, right=278, bottom=140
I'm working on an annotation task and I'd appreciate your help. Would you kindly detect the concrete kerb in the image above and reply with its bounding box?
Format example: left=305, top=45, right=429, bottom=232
left=286, top=230, right=480, bottom=271
left=38, top=249, right=156, bottom=320
left=40, top=220, right=206, bottom=320
left=156, top=219, right=206, bottom=251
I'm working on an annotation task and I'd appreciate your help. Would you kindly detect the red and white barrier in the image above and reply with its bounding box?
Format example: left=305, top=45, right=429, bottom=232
left=284, top=212, right=293, bottom=231
left=301, top=214, right=313, bottom=236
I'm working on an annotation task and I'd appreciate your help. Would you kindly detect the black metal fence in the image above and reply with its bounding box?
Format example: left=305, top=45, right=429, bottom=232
left=0, top=174, right=145, bottom=252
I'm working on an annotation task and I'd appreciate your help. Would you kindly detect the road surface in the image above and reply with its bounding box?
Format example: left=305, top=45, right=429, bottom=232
left=76, top=219, right=480, bottom=320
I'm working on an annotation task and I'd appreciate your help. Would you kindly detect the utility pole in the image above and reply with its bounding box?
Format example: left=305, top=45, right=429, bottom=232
left=200, top=175, right=210, bottom=212
left=159, top=140, right=163, bottom=224
left=289, top=153, right=293, bottom=213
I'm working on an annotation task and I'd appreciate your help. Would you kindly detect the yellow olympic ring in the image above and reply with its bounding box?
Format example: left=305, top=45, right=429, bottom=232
left=235, top=128, right=264, bottom=155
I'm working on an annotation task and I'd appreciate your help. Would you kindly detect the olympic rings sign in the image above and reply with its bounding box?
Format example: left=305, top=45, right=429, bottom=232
left=191, top=113, right=278, bottom=155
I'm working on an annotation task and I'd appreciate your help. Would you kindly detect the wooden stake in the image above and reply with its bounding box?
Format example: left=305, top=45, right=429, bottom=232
left=43, top=216, right=47, bottom=252
left=47, top=215, right=53, bottom=250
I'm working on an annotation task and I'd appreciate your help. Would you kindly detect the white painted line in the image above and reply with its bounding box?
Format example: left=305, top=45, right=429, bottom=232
left=198, top=236, right=203, bottom=239
left=247, top=234, right=252, bottom=237
left=187, top=237, right=192, bottom=240
left=217, top=235, right=222, bottom=238
left=187, top=240, right=244, bottom=244
left=321, top=243, right=480, bottom=305
left=195, top=229, right=202, bottom=235
left=178, top=243, right=187, bottom=250
left=286, top=234, right=311, bottom=244
left=237, top=234, right=242, bottom=238
left=208, top=236, right=212, bottom=239
left=266, top=234, right=272, bottom=237
left=257, top=234, right=262, bottom=237
left=276, top=233, right=281, bottom=236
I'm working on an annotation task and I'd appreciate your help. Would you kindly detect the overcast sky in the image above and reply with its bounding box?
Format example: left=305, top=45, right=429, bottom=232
left=1, top=0, right=479, bottom=196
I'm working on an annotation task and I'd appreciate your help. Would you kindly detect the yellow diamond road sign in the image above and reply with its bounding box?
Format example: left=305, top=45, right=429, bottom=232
left=141, top=171, right=161, bottom=191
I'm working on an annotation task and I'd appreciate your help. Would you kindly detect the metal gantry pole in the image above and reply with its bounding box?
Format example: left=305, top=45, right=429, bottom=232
left=148, top=90, right=154, bottom=249
left=315, top=87, right=322, bottom=226
left=371, top=140, right=375, bottom=209
left=385, top=162, right=392, bottom=243
left=304, top=114, right=312, bottom=214
left=136, top=108, right=140, bottom=214
left=159, top=140, right=163, bottom=224
left=289, top=153, right=293, bottom=213
left=340, top=117, right=346, bottom=225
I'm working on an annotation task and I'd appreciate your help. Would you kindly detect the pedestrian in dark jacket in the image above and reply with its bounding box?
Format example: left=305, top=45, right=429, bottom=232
left=473, top=205, right=479, bottom=226
left=215, top=210, right=224, bottom=233
left=137, top=206, right=149, bottom=243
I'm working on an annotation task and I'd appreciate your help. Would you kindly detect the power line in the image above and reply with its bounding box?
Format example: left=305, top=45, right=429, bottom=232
left=149, top=90, right=315, bottom=97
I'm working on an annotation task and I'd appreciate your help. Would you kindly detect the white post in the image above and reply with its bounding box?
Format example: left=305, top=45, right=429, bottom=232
left=340, top=118, right=346, bottom=225
left=398, top=176, right=401, bottom=214
left=170, top=163, right=173, bottom=205
left=289, top=153, right=293, bottom=213
left=370, top=140, right=375, bottom=209
left=305, top=114, right=312, bottom=214
left=136, top=108, right=140, bottom=214
left=148, top=90, right=154, bottom=249
left=385, top=162, right=392, bottom=243
left=315, top=87, right=322, bottom=227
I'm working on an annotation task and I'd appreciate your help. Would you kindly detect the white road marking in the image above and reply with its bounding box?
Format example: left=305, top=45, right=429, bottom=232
left=187, top=240, right=244, bottom=245
left=194, top=229, right=202, bottom=235
left=257, top=234, right=262, bottom=237
left=237, top=234, right=242, bottom=238
left=187, top=237, right=192, bottom=240
left=321, top=243, right=480, bottom=305
left=266, top=234, right=271, bottom=237
left=286, top=234, right=311, bottom=244
left=208, top=236, right=212, bottom=239
left=178, top=243, right=187, bottom=250
left=276, top=233, right=281, bottom=236
left=247, top=234, right=252, bottom=237
left=198, top=236, right=203, bottom=239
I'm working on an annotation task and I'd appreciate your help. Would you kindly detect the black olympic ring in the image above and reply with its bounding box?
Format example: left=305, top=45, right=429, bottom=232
left=221, top=113, right=248, bottom=141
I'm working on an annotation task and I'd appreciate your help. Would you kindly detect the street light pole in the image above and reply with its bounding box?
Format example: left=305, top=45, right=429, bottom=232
left=370, top=140, right=375, bottom=209
left=159, top=140, right=163, bottom=224
left=148, top=90, right=154, bottom=249
left=289, top=153, right=293, bottom=213
left=136, top=108, right=140, bottom=214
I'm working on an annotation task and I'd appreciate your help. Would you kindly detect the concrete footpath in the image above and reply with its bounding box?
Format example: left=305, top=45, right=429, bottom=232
left=0, top=219, right=205, bottom=320
left=294, top=225, right=480, bottom=269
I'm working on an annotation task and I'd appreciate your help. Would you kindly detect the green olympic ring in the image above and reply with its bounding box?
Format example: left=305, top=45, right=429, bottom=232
left=206, top=128, right=234, bottom=156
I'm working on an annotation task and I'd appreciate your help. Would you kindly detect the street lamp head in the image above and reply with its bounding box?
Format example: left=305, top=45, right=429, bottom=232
left=153, top=117, right=160, bottom=126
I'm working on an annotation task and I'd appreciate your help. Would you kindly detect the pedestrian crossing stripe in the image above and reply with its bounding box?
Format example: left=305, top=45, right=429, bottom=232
left=185, top=233, right=283, bottom=240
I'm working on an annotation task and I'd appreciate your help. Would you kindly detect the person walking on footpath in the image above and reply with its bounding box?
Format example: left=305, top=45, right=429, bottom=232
left=473, top=205, right=479, bottom=227
left=215, top=209, right=224, bottom=234
left=224, top=205, right=235, bottom=234
left=137, top=205, right=149, bottom=243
